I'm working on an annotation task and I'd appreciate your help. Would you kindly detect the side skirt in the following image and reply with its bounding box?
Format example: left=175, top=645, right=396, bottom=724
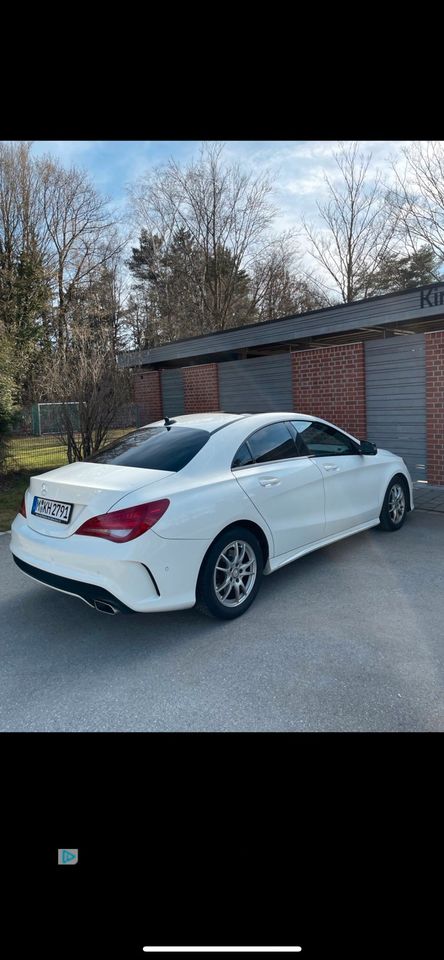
left=264, top=519, right=381, bottom=575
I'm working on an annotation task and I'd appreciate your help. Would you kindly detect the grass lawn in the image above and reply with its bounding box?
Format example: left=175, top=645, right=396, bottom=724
left=7, top=436, right=71, bottom=472
left=0, top=429, right=133, bottom=531
left=6, top=429, right=131, bottom=472
left=0, top=472, right=30, bottom=532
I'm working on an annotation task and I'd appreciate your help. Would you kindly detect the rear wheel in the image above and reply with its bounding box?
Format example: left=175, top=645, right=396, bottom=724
left=196, top=526, right=264, bottom=619
left=379, top=477, right=408, bottom=531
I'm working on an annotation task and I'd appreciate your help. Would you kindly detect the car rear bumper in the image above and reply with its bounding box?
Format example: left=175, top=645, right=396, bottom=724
left=10, top=515, right=210, bottom=612
left=12, top=554, right=134, bottom=613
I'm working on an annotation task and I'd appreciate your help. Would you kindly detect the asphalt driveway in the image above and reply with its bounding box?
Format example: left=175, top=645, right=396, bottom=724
left=1, top=509, right=443, bottom=731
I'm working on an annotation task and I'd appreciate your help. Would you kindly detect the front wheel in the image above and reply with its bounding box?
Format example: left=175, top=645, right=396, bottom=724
left=379, top=477, right=408, bottom=531
left=196, top=526, right=264, bottom=619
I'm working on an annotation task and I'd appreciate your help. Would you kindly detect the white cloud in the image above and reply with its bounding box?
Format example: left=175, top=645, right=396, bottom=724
left=284, top=168, right=330, bottom=197
left=23, top=139, right=425, bottom=290
left=31, top=140, right=104, bottom=164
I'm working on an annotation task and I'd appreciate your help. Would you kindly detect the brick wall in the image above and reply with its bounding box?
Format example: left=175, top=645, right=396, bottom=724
left=291, top=342, right=366, bottom=439
left=425, top=331, right=444, bottom=485
left=182, top=363, right=220, bottom=414
left=134, top=370, right=163, bottom=425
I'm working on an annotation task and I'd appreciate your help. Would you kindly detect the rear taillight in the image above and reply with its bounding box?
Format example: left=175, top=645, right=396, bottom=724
left=19, top=491, right=27, bottom=518
left=75, top=499, right=170, bottom=543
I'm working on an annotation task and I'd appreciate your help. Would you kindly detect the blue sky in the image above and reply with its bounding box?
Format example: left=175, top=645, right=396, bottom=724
left=29, top=140, right=412, bottom=238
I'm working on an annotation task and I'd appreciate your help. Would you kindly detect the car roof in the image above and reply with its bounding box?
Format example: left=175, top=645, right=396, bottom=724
left=146, top=411, right=360, bottom=444
left=147, top=412, right=251, bottom=432
left=148, top=411, right=323, bottom=429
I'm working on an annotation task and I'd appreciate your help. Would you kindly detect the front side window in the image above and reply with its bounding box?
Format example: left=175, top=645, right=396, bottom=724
left=235, top=422, right=297, bottom=466
left=87, top=426, right=210, bottom=472
left=286, top=421, right=311, bottom=457
left=293, top=421, right=357, bottom=457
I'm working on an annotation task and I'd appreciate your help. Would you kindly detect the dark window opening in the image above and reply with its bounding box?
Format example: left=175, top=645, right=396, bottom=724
left=87, top=426, right=210, bottom=472
left=293, top=421, right=357, bottom=457
left=232, top=422, right=297, bottom=468
left=287, top=421, right=311, bottom=457
left=232, top=441, right=254, bottom=468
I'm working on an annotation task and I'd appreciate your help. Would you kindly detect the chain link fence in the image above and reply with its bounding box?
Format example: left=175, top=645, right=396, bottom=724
left=2, top=404, right=142, bottom=475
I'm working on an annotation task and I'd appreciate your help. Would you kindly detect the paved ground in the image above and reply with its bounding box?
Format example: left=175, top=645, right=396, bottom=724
left=412, top=481, right=444, bottom=512
left=1, top=508, right=443, bottom=732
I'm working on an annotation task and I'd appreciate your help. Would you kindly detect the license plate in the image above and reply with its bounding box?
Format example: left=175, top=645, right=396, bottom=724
left=31, top=496, right=73, bottom=524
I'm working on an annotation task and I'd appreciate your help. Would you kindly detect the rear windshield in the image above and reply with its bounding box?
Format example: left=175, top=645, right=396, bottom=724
left=87, top=426, right=210, bottom=472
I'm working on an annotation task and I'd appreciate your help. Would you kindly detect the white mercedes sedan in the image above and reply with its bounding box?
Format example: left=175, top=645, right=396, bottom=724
left=10, top=412, right=413, bottom=620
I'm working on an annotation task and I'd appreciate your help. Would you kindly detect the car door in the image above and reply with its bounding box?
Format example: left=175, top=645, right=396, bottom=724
left=232, top=420, right=326, bottom=556
left=293, top=420, right=381, bottom=537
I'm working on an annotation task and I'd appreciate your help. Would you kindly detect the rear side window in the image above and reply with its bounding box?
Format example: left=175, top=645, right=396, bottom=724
left=87, top=426, right=210, bottom=472
left=232, top=442, right=254, bottom=468
left=232, top=422, right=297, bottom=467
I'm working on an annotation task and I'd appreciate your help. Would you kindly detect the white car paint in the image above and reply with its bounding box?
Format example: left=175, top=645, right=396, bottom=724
left=10, top=411, right=413, bottom=615
left=25, top=462, right=174, bottom=540
left=233, top=457, right=326, bottom=552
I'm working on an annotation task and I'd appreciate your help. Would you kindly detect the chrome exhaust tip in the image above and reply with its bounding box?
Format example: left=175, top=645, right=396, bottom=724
left=94, top=599, right=119, bottom=615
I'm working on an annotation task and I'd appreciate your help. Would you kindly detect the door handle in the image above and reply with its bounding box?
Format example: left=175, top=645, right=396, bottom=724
left=322, top=464, right=340, bottom=471
left=259, top=477, right=281, bottom=486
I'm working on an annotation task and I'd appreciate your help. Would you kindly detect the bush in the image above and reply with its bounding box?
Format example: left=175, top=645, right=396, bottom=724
left=0, top=333, right=18, bottom=475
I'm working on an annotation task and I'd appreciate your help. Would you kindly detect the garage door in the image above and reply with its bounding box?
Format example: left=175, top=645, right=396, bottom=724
left=218, top=354, right=292, bottom=413
left=365, top=334, right=426, bottom=481
left=161, top=369, right=185, bottom=417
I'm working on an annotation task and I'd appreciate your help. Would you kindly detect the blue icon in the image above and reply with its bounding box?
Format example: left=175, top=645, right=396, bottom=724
left=58, top=848, right=78, bottom=865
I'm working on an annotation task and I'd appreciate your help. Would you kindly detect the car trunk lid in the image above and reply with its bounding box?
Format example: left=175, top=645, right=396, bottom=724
left=26, top=461, right=173, bottom=538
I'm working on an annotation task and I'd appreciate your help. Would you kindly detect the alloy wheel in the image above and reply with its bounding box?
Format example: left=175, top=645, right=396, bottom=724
left=388, top=484, right=405, bottom=524
left=213, top=539, right=257, bottom=607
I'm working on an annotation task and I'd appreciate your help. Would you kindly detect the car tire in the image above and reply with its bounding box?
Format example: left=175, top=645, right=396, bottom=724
left=195, top=525, right=264, bottom=620
left=379, top=476, right=408, bottom=531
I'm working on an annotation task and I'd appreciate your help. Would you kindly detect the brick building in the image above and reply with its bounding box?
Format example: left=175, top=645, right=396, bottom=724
left=120, top=283, right=444, bottom=485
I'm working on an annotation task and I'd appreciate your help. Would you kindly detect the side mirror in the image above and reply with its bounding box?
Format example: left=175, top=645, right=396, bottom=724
left=358, top=439, right=377, bottom=455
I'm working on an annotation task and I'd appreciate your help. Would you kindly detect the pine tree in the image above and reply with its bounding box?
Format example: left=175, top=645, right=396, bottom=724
left=358, top=246, right=441, bottom=297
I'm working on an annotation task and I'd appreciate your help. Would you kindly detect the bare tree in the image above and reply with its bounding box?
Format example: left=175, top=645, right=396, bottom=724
left=0, top=142, right=41, bottom=258
left=250, top=234, right=329, bottom=320
left=389, top=141, right=444, bottom=265
left=303, top=142, right=398, bottom=303
left=41, top=322, right=133, bottom=462
left=127, top=141, right=299, bottom=333
left=68, top=249, right=131, bottom=357
left=37, top=157, right=125, bottom=352
left=0, top=142, right=52, bottom=402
